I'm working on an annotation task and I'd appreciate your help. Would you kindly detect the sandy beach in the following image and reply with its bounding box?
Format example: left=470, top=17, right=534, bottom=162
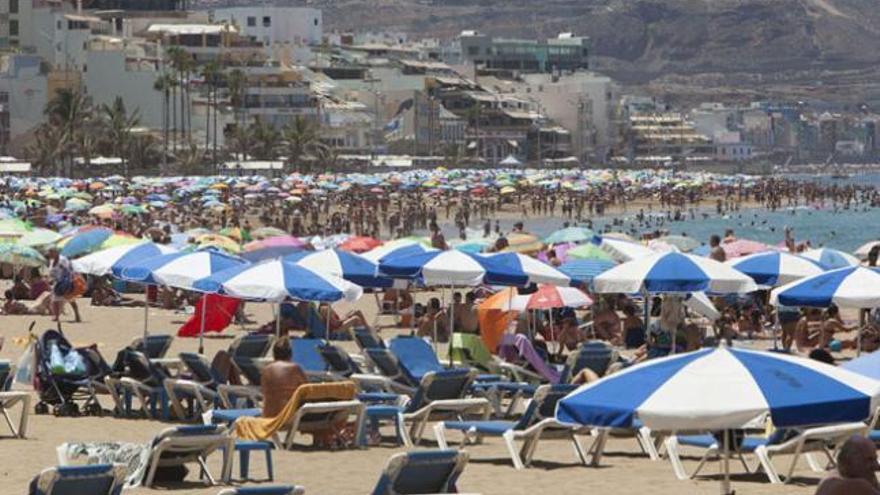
left=0, top=294, right=834, bottom=495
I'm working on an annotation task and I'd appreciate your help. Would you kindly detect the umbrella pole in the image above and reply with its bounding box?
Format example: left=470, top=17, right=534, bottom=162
left=721, top=429, right=731, bottom=495
left=275, top=302, right=281, bottom=338
left=448, top=283, right=455, bottom=366
left=198, top=295, right=206, bottom=354
left=325, top=303, right=331, bottom=339
left=143, top=285, right=149, bottom=340
left=772, top=310, right=779, bottom=350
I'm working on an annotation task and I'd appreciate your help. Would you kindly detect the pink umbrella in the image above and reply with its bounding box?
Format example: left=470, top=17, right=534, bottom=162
left=537, top=243, right=574, bottom=263
left=243, top=235, right=308, bottom=252
left=722, top=239, right=774, bottom=258
left=511, top=284, right=593, bottom=311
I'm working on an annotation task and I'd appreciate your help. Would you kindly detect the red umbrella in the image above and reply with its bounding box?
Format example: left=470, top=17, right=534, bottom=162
left=511, top=284, right=592, bottom=311
left=338, top=236, right=383, bottom=253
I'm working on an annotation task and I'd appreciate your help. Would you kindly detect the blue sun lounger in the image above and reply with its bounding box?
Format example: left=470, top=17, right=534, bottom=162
left=371, top=450, right=469, bottom=495
left=217, top=486, right=305, bottom=495
left=29, top=464, right=127, bottom=495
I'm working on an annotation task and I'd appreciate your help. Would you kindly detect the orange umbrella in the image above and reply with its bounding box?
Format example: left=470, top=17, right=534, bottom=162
left=477, top=288, right=517, bottom=353
left=338, top=236, right=383, bottom=253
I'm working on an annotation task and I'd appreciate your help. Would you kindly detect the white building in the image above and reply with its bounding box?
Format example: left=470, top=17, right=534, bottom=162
left=0, top=54, right=48, bottom=155
left=1, top=0, right=35, bottom=49
left=209, top=7, right=322, bottom=47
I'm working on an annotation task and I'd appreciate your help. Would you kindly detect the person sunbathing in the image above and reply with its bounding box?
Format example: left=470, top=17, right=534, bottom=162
left=3, top=290, right=31, bottom=315
left=454, top=292, right=480, bottom=334
left=814, top=436, right=879, bottom=495
left=318, top=303, right=372, bottom=336
left=261, top=339, right=308, bottom=418
left=820, top=305, right=858, bottom=350
left=417, top=297, right=448, bottom=342
left=794, top=308, right=825, bottom=352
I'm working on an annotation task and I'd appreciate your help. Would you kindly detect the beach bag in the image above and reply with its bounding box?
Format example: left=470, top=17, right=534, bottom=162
left=68, top=273, right=87, bottom=298
left=53, top=271, right=72, bottom=296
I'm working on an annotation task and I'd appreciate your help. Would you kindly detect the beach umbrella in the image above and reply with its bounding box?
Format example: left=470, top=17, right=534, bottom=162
left=88, top=204, right=116, bottom=218
left=71, top=242, right=178, bottom=277
left=593, top=252, right=757, bottom=295
left=566, top=243, right=614, bottom=262
left=63, top=197, right=91, bottom=212
left=771, top=267, right=880, bottom=309
left=721, top=239, right=773, bottom=258
left=556, top=347, right=880, bottom=495
left=285, top=249, right=392, bottom=288
left=59, top=227, right=112, bottom=258
left=121, top=248, right=249, bottom=352
left=194, top=259, right=363, bottom=303
left=558, top=259, right=616, bottom=285
left=543, top=227, right=594, bottom=245
left=841, top=350, right=880, bottom=381
left=0, top=244, right=46, bottom=267
left=656, top=235, right=700, bottom=252
left=510, top=284, right=592, bottom=311
left=727, top=251, right=827, bottom=287
left=379, top=250, right=487, bottom=286
left=0, top=218, right=31, bottom=239
left=251, top=226, right=288, bottom=239
left=338, top=236, right=383, bottom=253
left=362, top=241, right=436, bottom=264
left=685, top=292, right=721, bottom=321
left=17, top=228, right=61, bottom=248
left=244, top=235, right=308, bottom=252
left=503, top=233, right=543, bottom=254
left=594, top=236, right=655, bottom=262
left=195, top=234, right=241, bottom=254
left=479, top=252, right=572, bottom=286
left=801, top=248, right=860, bottom=269
left=854, top=240, right=880, bottom=259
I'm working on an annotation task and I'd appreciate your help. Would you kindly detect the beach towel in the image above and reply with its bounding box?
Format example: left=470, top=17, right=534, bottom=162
left=58, top=441, right=151, bottom=488
left=233, top=381, right=357, bottom=441
left=499, top=334, right=560, bottom=384
left=177, top=294, right=241, bottom=338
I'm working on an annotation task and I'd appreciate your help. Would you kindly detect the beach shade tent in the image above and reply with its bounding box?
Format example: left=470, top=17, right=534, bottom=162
left=285, top=249, right=393, bottom=288
left=242, top=236, right=309, bottom=263
left=338, top=236, right=383, bottom=253
left=727, top=251, right=827, bottom=287
left=120, top=248, right=249, bottom=352
left=593, top=236, right=655, bottom=263
left=0, top=218, right=32, bottom=240
left=854, top=240, right=880, bottom=259
left=59, top=227, right=112, bottom=258
left=193, top=259, right=363, bottom=337
left=544, top=227, right=594, bottom=245
left=0, top=244, right=46, bottom=267
left=556, top=346, right=880, bottom=495
left=771, top=267, right=880, bottom=309
left=195, top=234, right=241, bottom=254
left=250, top=226, right=288, bottom=239
left=841, top=350, right=880, bottom=381
left=17, top=228, right=62, bottom=248
left=558, top=259, right=616, bottom=286
left=379, top=250, right=489, bottom=287
left=801, top=248, right=860, bottom=269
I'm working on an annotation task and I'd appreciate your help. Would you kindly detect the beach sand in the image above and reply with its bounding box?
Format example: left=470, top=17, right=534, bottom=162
left=0, top=295, right=832, bottom=495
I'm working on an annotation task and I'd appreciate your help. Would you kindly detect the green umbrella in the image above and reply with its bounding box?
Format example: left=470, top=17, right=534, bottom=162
left=567, top=243, right=614, bottom=262
left=544, top=227, right=595, bottom=245
left=0, top=244, right=46, bottom=267
left=18, top=228, right=62, bottom=248
left=120, top=204, right=147, bottom=216
left=0, top=219, right=32, bottom=239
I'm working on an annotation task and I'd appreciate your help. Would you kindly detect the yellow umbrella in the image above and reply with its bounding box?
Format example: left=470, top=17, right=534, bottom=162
left=500, top=186, right=517, bottom=195
left=88, top=204, right=116, bottom=219
left=195, top=234, right=241, bottom=254
left=503, top=233, right=544, bottom=254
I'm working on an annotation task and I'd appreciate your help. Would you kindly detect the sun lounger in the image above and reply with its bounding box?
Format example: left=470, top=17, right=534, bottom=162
left=28, top=464, right=127, bottom=495
left=559, top=341, right=616, bottom=383
left=165, top=353, right=260, bottom=418
left=0, top=361, right=30, bottom=438
left=142, top=424, right=233, bottom=487
left=401, top=368, right=492, bottom=444
left=229, top=334, right=274, bottom=359
left=353, top=328, right=386, bottom=352
left=104, top=351, right=170, bottom=419
left=213, top=381, right=366, bottom=450
left=371, top=449, right=469, bottom=495
left=217, top=487, right=305, bottom=495
left=131, top=334, right=174, bottom=360
left=497, top=334, right=561, bottom=384
left=434, top=384, right=591, bottom=469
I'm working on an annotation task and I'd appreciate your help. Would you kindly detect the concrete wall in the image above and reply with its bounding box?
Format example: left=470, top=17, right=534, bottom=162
left=83, top=50, right=163, bottom=129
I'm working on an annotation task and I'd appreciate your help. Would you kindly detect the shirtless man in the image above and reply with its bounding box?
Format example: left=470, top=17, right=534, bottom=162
left=815, top=436, right=879, bottom=495
left=455, top=292, right=480, bottom=334
left=260, top=338, right=308, bottom=418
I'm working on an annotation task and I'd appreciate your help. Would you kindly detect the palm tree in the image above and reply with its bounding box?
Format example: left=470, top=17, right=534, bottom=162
left=281, top=116, right=323, bottom=173
left=25, top=123, right=65, bottom=176
left=226, top=123, right=254, bottom=160
left=250, top=118, right=281, bottom=160
left=200, top=61, right=221, bottom=172
left=44, top=88, right=93, bottom=176
left=164, top=46, right=189, bottom=147
left=128, top=134, right=161, bottom=173
left=225, top=68, right=247, bottom=128
left=316, top=145, right=339, bottom=172
left=154, top=72, right=175, bottom=174
left=172, top=140, right=204, bottom=175
left=101, top=97, right=140, bottom=177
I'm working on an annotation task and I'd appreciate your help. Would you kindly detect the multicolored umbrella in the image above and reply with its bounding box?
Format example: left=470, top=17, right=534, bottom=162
left=543, top=227, right=594, bottom=245
left=17, top=228, right=62, bottom=248
left=0, top=244, right=46, bottom=267
left=59, top=227, right=113, bottom=258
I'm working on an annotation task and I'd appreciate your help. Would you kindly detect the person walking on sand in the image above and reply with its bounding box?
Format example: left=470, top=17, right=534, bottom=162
left=47, top=247, right=81, bottom=323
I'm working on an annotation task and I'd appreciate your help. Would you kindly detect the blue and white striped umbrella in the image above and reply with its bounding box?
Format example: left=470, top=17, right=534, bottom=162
left=193, top=259, right=363, bottom=303
left=379, top=250, right=487, bottom=286
left=727, top=251, right=827, bottom=287
left=120, top=248, right=248, bottom=290
left=285, top=249, right=392, bottom=288
left=557, top=346, right=880, bottom=430
left=592, top=252, right=757, bottom=294
left=478, top=252, right=571, bottom=286
left=593, top=235, right=656, bottom=262
left=558, top=259, right=616, bottom=284
left=72, top=242, right=178, bottom=277
left=771, top=266, right=880, bottom=308
left=361, top=241, right=437, bottom=264
left=801, top=248, right=860, bottom=269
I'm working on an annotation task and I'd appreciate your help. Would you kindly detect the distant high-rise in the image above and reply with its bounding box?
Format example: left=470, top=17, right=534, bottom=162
left=459, top=31, right=590, bottom=75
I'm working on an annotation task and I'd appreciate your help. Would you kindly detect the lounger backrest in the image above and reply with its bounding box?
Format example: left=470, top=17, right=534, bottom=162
left=233, top=357, right=263, bottom=386
left=319, top=344, right=359, bottom=376
left=561, top=341, right=614, bottom=382
left=513, top=384, right=578, bottom=430
left=126, top=351, right=167, bottom=385
left=365, top=349, right=411, bottom=386
left=354, top=329, right=385, bottom=351
left=32, top=464, right=125, bottom=495
left=290, top=338, right=328, bottom=373
left=179, top=353, right=224, bottom=386
left=231, top=334, right=272, bottom=359
left=137, top=335, right=173, bottom=360
left=151, top=425, right=228, bottom=451
left=0, top=361, right=13, bottom=391
left=371, top=449, right=468, bottom=495
left=389, top=337, right=443, bottom=384
left=409, top=369, right=473, bottom=411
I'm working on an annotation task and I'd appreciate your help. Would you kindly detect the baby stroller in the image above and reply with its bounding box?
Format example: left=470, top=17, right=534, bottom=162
left=33, top=329, right=112, bottom=417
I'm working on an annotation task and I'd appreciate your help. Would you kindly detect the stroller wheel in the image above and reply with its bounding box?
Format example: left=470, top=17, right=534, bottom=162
left=55, top=402, right=79, bottom=417
left=34, top=402, right=49, bottom=415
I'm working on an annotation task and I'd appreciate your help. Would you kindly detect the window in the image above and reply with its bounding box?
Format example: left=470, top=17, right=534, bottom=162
left=314, top=18, right=319, bottom=26
left=10, top=0, right=18, bottom=14
left=467, top=46, right=479, bottom=56
left=9, top=20, right=18, bottom=37
left=246, top=16, right=256, bottom=27
left=262, top=16, right=271, bottom=27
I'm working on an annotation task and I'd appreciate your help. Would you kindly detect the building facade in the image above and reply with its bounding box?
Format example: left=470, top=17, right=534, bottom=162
left=210, top=7, right=322, bottom=47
